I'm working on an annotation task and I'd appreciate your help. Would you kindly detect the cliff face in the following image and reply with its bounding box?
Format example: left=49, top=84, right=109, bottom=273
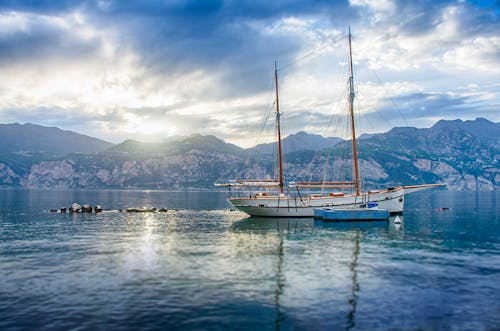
left=0, top=163, right=20, bottom=186
left=18, top=151, right=247, bottom=189
left=0, top=119, right=499, bottom=190
left=7, top=150, right=498, bottom=191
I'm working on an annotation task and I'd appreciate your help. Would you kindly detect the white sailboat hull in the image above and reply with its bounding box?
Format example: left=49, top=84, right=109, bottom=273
left=229, top=187, right=404, bottom=217
left=228, top=184, right=443, bottom=217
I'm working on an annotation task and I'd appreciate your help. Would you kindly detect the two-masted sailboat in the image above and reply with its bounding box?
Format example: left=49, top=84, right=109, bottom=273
left=216, top=29, right=443, bottom=217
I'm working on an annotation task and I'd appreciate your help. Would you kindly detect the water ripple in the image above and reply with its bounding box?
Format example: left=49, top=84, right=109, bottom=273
left=0, top=190, right=499, bottom=330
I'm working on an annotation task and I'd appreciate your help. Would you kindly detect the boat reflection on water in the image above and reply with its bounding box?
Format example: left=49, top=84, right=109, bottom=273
left=229, top=215, right=404, bottom=330
left=347, top=230, right=360, bottom=330
left=274, top=230, right=285, bottom=331
left=315, top=219, right=388, bottom=230
left=230, top=217, right=315, bottom=233
left=231, top=215, right=404, bottom=233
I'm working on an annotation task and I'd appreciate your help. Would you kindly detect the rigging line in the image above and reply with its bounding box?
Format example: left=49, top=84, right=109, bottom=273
left=351, top=72, right=390, bottom=135
left=287, top=48, right=350, bottom=185
left=240, top=74, right=276, bottom=181
left=288, top=91, right=351, bottom=186
left=322, top=47, right=351, bottom=137
left=352, top=110, right=365, bottom=192
left=349, top=63, right=370, bottom=192
left=404, top=186, right=439, bottom=211
left=274, top=113, right=281, bottom=183
left=278, top=35, right=348, bottom=72
left=353, top=52, right=376, bottom=140
left=353, top=89, right=378, bottom=134
left=332, top=86, right=352, bottom=192
left=258, top=101, right=276, bottom=142
left=344, top=104, right=353, bottom=193
left=255, top=75, right=280, bottom=147
left=284, top=34, right=352, bottom=187
left=252, top=102, right=275, bottom=177
left=321, top=83, right=350, bottom=188
left=370, top=69, right=410, bottom=128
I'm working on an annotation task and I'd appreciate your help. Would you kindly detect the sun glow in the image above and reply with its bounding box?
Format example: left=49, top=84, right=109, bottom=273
left=134, top=122, right=177, bottom=138
left=122, top=113, right=178, bottom=139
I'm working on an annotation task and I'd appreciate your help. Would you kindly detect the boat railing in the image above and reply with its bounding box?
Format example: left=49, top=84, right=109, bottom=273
left=214, top=179, right=281, bottom=188
left=290, top=181, right=356, bottom=189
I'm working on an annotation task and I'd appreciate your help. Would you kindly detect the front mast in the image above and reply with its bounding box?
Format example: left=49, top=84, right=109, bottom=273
left=275, top=61, right=284, bottom=194
left=348, top=28, right=361, bottom=196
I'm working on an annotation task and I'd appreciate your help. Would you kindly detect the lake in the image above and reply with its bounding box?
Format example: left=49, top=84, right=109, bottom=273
left=0, top=189, right=498, bottom=330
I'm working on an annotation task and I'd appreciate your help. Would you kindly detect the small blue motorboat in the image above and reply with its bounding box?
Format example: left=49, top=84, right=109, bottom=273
left=314, top=202, right=389, bottom=221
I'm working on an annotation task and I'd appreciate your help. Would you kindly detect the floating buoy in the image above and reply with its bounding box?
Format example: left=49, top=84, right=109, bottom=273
left=393, top=216, right=402, bottom=230
left=81, top=204, right=93, bottom=213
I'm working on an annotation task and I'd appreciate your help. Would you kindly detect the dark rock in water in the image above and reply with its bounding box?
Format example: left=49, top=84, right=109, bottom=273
left=158, top=208, right=168, bottom=212
left=94, top=205, right=103, bottom=213
left=81, top=204, right=93, bottom=213
left=126, top=207, right=157, bottom=213
left=69, top=203, right=81, bottom=213
left=60, top=208, right=67, bottom=213
left=50, top=209, right=58, bottom=212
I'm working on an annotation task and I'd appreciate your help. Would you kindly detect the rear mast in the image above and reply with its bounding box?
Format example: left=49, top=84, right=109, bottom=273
left=275, top=61, right=284, bottom=194
left=348, top=27, right=361, bottom=196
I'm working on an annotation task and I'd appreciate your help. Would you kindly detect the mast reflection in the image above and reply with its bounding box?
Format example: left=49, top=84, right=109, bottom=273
left=274, top=234, right=285, bottom=331
left=346, top=231, right=360, bottom=330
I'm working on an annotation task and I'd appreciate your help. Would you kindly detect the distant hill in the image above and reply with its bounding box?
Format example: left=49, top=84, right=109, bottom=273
left=358, top=133, right=380, bottom=140
left=0, top=123, right=113, bottom=155
left=107, top=134, right=245, bottom=156
left=0, top=118, right=498, bottom=190
left=249, top=131, right=343, bottom=154
left=432, top=118, right=500, bottom=147
left=353, top=121, right=499, bottom=189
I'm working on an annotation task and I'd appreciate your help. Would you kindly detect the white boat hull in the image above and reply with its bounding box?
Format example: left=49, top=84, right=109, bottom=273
left=228, top=184, right=443, bottom=217
left=229, top=188, right=405, bottom=217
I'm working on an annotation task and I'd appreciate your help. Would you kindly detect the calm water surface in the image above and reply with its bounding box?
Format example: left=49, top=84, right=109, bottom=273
left=0, top=189, right=498, bottom=330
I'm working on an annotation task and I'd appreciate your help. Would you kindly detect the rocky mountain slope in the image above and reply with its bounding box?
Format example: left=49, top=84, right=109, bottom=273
left=0, top=123, right=113, bottom=155
left=0, top=118, right=498, bottom=190
left=248, top=131, right=343, bottom=154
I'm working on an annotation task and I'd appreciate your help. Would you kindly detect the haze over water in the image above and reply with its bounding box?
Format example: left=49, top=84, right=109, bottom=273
left=0, top=189, right=498, bottom=330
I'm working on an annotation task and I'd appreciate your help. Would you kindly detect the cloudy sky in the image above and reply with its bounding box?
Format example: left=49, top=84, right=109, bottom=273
left=0, top=0, right=499, bottom=147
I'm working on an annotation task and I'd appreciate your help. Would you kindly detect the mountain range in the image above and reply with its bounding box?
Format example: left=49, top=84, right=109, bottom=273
left=0, top=123, right=112, bottom=155
left=0, top=118, right=498, bottom=190
left=248, top=131, right=343, bottom=154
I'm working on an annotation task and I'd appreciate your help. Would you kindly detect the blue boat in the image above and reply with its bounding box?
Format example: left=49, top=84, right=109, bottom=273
left=314, top=203, right=389, bottom=221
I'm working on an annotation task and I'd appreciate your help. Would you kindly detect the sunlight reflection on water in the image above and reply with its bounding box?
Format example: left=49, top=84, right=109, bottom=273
left=0, top=190, right=498, bottom=330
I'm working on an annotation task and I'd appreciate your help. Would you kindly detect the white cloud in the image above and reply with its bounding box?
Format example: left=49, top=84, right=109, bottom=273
left=443, top=36, right=500, bottom=73
left=0, top=1, right=498, bottom=147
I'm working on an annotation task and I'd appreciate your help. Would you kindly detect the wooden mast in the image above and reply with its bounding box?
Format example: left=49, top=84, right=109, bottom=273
left=275, top=61, right=284, bottom=194
left=348, top=27, right=361, bottom=196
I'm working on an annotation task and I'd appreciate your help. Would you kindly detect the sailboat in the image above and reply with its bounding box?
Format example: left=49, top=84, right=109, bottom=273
left=216, top=29, right=444, bottom=217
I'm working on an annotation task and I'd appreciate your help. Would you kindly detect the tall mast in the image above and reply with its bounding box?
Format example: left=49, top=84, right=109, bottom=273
left=348, top=27, right=361, bottom=196
left=275, top=61, right=284, bottom=194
